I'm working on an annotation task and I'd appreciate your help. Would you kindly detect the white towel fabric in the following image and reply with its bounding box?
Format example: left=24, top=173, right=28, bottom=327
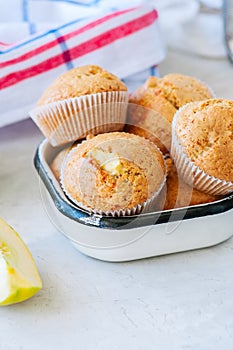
left=1, top=0, right=225, bottom=128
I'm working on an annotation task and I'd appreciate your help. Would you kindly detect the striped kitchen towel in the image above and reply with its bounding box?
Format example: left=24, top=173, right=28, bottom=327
left=0, top=1, right=165, bottom=128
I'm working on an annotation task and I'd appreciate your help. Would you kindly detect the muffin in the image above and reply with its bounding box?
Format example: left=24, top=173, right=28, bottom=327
left=61, top=132, right=166, bottom=216
left=159, top=73, right=214, bottom=109
left=126, top=74, right=214, bottom=153
left=51, top=148, right=70, bottom=182
left=128, top=76, right=176, bottom=123
left=30, top=65, right=128, bottom=146
left=164, top=157, right=218, bottom=210
left=171, top=99, right=233, bottom=195
left=50, top=142, right=79, bottom=182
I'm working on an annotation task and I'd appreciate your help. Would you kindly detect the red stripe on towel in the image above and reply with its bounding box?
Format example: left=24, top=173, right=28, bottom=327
left=0, top=7, right=137, bottom=68
left=0, top=10, right=158, bottom=90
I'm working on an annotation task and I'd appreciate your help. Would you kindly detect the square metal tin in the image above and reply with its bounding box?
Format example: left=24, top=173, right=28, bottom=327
left=34, top=139, right=233, bottom=261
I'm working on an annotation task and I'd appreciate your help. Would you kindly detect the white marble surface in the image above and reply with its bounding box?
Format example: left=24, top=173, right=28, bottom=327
left=1, top=50, right=233, bottom=350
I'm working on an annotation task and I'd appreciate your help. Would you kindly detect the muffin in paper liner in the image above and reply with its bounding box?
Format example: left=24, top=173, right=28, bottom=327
left=171, top=104, right=233, bottom=196
left=60, top=177, right=167, bottom=218
left=60, top=133, right=167, bottom=217
left=163, top=156, right=218, bottom=211
left=158, top=74, right=216, bottom=108
left=126, top=75, right=215, bottom=155
left=29, top=91, right=128, bottom=146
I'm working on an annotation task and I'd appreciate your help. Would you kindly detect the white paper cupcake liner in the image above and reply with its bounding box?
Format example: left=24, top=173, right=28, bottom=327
left=29, top=91, right=128, bottom=146
left=61, top=174, right=166, bottom=217
left=60, top=142, right=167, bottom=217
left=171, top=106, right=233, bottom=196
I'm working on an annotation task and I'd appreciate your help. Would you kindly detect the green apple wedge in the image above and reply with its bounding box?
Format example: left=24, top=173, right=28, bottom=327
left=0, top=218, right=42, bottom=306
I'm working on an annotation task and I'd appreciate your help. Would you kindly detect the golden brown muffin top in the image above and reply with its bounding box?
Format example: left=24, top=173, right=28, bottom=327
left=160, top=73, right=213, bottom=109
left=164, top=157, right=218, bottom=210
left=37, top=65, right=127, bottom=105
left=127, top=76, right=176, bottom=153
left=129, top=76, right=176, bottom=124
left=62, top=132, right=166, bottom=212
left=127, top=74, right=213, bottom=154
left=174, top=99, right=233, bottom=182
left=125, top=106, right=172, bottom=155
left=129, top=73, right=213, bottom=119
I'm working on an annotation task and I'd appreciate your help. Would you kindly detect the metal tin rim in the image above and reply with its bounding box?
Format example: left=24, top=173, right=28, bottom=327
left=34, top=139, right=233, bottom=230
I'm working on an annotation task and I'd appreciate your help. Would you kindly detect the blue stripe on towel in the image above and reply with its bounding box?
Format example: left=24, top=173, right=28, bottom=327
left=55, top=31, right=74, bottom=70
left=29, top=22, right=37, bottom=35
left=150, top=66, right=157, bottom=76
left=0, top=17, right=87, bottom=54
left=34, top=0, right=101, bottom=6
left=22, top=0, right=29, bottom=22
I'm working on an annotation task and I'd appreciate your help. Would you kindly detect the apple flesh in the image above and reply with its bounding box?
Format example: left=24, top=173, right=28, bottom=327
left=0, top=219, right=42, bottom=306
